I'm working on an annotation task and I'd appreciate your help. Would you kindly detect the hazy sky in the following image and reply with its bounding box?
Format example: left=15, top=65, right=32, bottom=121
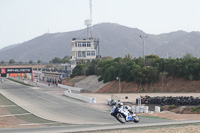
left=1, top=0, right=200, bottom=49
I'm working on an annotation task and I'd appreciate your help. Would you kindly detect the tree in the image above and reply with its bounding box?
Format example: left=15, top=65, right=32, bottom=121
left=124, top=54, right=132, bottom=61
left=183, top=53, right=194, bottom=59
left=159, top=71, right=168, bottom=86
left=0, top=60, right=5, bottom=65
left=71, top=64, right=86, bottom=78
left=131, top=65, right=143, bottom=87
left=49, top=56, right=71, bottom=64
left=145, top=54, right=159, bottom=66
left=86, top=60, right=99, bottom=76
left=51, top=57, right=61, bottom=64
left=29, top=60, right=33, bottom=64
left=101, top=56, right=113, bottom=60
left=37, top=60, right=42, bottom=64
left=62, top=56, right=70, bottom=63
left=9, top=59, right=15, bottom=64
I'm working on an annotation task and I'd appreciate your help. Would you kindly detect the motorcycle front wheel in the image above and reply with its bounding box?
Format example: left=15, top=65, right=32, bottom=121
left=133, top=115, right=140, bottom=123
left=115, top=113, right=126, bottom=123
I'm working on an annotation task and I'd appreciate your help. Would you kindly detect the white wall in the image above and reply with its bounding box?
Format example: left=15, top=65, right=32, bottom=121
left=58, top=84, right=82, bottom=92
left=64, top=90, right=96, bottom=103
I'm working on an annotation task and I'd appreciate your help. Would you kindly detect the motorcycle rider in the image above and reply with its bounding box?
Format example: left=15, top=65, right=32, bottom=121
left=117, top=102, right=134, bottom=122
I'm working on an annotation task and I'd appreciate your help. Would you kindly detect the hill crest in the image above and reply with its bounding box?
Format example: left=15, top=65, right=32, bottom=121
left=0, top=23, right=200, bottom=62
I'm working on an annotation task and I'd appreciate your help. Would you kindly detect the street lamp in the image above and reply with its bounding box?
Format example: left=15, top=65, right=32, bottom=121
left=116, top=77, right=121, bottom=101
left=140, top=35, right=148, bottom=65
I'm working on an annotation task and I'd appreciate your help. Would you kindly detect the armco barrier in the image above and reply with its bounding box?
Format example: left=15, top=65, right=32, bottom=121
left=8, top=77, right=37, bottom=87
left=64, top=90, right=96, bottom=103
left=58, top=84, right=82, bottom=92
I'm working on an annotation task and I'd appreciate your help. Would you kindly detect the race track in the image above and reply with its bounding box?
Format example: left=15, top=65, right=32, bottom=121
left=0, top=78, right=180, bottom=133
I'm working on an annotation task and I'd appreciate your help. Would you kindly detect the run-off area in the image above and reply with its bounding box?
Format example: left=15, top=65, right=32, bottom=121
left=0, top=93, right=70, bottom=128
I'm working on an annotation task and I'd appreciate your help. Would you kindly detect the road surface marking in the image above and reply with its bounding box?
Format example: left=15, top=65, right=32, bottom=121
left=19, top=122, right=60, bottom=126
left=23, top=90, right=58, bottom=104
left=0, top=113, right=31, bottom=117
left=0, top=105, right=17, bottom=107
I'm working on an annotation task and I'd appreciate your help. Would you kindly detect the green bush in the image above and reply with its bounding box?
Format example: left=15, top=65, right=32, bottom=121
left=169, top=104, right=177, bottom=109
left=191, top=106, right=200, bottom=112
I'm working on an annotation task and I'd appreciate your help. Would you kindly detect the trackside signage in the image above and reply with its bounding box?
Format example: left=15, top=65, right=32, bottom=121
left=0, top=68, right=32, bottom=74
left=1, top=68, right=6, bottom=74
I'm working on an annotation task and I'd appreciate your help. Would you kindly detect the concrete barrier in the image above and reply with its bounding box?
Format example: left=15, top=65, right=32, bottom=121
left=64, top=90, right=96, bottom=103
left=143, top=106, right=149, bottom=113
left=132, top=105, right=136, bottom=113
left=133, top=105, right=149, bottom=113
left=155, top=106, right=161, bottom=112
left=58, top=84, right=82, bottom=92
left=8, top=77, right=37, bottom=87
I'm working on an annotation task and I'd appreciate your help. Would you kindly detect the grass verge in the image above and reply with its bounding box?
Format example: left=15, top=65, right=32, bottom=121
left=138, top=115, right=169, bottom=120
left=0, top=93, right=69, bottom=125
left=0, top=93, right=15, bottom=105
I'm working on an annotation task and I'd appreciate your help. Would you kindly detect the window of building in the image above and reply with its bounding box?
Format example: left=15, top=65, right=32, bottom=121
left=91, top=51, right=95, bottom=56
left=87, top=51, right=91, bottom=56
left=77, top=51, right=87, bottom=57
left=87, top=51, right=95, bottom=56
left=82, top=42, right=86, bottom=47
left=82, top=51, right=86, bottom=57
left=78, top=51, right=82, bottom=57
left=87, top=42, right=91, bottom=47
left=78, top=42, right=82, bottom=47
left=75, top=42, right=77, bottom=47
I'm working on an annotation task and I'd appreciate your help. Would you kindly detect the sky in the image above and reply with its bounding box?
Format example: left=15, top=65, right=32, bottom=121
left=0, top=0, right=200, bottom=49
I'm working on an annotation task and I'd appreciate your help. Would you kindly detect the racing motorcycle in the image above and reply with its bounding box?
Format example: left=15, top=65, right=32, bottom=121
left=111, top=102, right=140, bottom=123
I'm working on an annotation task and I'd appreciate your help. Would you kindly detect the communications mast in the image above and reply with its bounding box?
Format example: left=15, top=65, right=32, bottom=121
left=85, top=0, right=93, bottom=39
left=70, top=0, right=100, bottom=69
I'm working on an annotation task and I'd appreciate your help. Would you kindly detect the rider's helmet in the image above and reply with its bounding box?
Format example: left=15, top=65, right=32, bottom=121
left=124, top=105, right=131, bottom=111
left=117, top=102, right=123, bottom=107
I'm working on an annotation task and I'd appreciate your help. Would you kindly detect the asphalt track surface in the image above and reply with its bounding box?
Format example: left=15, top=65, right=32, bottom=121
left=0, top=78, right=181, bottom=133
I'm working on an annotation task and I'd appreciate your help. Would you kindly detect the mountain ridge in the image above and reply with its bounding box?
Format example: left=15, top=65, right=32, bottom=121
left=0, top=22, right=200, bottom=62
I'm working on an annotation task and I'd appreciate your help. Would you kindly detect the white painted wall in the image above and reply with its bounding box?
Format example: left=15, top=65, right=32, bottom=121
left=64, top=90, right=96, bottom=103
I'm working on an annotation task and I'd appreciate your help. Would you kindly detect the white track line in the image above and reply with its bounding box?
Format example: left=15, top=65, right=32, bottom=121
left=23, top=90, right=58, bottom=104
left=0, top=113, right=31, bottom=117
left=0, top=105, right=17, bottom=107
left=19, top=122, right=60, bottom=126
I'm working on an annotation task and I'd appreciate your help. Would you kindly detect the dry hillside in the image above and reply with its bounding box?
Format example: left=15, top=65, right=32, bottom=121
left=96, top=76, right=200, bottom=93
left=62, top=76, right=200, bottom=93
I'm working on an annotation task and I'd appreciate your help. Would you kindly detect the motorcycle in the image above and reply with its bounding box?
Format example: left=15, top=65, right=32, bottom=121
left=111, top=102, right=140, bottom=124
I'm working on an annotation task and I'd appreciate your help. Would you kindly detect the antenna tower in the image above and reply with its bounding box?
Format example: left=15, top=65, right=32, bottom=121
left=89, top=0, right=92, bottom=39
left=84, top=0, right=92, bottom=39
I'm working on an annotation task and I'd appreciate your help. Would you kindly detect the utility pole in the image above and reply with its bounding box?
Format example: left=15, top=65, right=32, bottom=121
left=116, top=77, right=121, bottom=101
left=140, top=35, right=148, bottom=65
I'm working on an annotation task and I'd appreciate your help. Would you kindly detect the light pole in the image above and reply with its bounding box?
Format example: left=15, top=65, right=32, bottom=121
left=140, top=35, right=148, bottom=65
left=116, top=77, right=121, bottom=101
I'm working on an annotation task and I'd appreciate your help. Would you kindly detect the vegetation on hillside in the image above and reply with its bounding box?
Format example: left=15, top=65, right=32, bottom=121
left=49, top=56, right=71, bottom=64
left=71, top=53, right=200, bottom=85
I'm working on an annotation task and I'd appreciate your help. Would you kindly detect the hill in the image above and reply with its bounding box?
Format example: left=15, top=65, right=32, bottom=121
left=0, top=23, right=200, bottom=62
